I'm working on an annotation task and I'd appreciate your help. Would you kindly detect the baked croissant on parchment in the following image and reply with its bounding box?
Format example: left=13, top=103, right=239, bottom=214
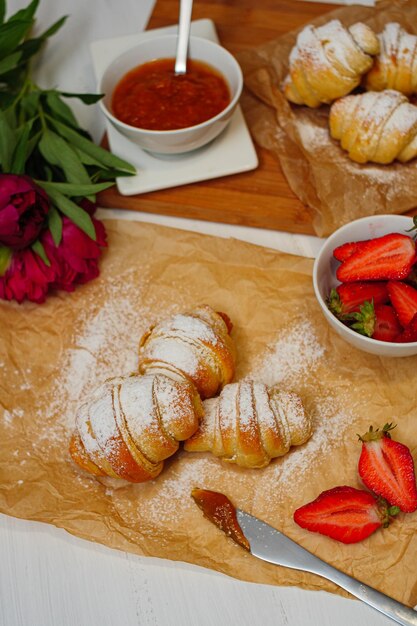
left=283, top=19, right=380, bottom=108
left=364, top=23, right=417, bottom=96
left=138, top=304, right=236, bottom=399
left=184, top=380, right=312, bottom=469
left=70, top=373, right=204, bottom=482
left=329, top=89, right=417, bottom=164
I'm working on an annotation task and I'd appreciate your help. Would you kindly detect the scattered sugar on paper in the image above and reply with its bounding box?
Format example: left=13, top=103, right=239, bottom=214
left=2, top=267, right=189, bottom=451
left=246, top=320, right=326, bottom=388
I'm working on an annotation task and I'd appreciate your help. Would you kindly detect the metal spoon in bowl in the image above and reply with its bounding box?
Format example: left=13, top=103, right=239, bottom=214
left=174, top=0, right=193, bottom=74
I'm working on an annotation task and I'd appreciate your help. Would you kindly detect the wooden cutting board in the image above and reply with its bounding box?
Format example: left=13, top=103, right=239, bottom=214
left=96, top=1, right=345, bottom=235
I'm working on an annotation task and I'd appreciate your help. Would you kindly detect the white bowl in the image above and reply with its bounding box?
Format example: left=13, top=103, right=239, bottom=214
left=313, top=215, right=417, bottom=357
left=98, top=34, right=243, bottom=155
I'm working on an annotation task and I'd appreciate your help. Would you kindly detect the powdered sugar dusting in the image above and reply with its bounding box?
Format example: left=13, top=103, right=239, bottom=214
left=246, top=320, right=326, bottom=388
left=2, top=267, right=189, bottom=455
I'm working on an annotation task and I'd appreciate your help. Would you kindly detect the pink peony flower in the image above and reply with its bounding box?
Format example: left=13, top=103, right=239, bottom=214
left=0, top=174, right=50, bottom=249
left=0, top=200, right=107, bottom=303
left=0, top=246, right=56, bottom=304
left=41, top=203, right=107, bottom=291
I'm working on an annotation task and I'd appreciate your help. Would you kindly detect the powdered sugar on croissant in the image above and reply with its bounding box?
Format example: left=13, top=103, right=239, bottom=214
left=70, top=373, right=203, bottom=482
left=365, top=23, right=417, bottom=96
left=184, top=380, right=312, bottom=469
left=283, top=19, right=379, bottom=108
left=138, top=305, right=236, bottom=399
left=329, top=89, right=417, bottom=164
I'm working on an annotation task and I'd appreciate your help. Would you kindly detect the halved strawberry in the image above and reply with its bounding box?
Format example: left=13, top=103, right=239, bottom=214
left=396, top=313, right=417, bottom=343
left=333, top=240, right=370, bottom=262
left=358, top=424, right=417, bottom=513
left=348, top=301, right=401, bottom=342
left=336, top=233, right=416, bottom=283
left=293, top=485, right=398, bottom=544
left=327, top=281, right=389, bottom=316
left=387, top=281, right=417, bottom=328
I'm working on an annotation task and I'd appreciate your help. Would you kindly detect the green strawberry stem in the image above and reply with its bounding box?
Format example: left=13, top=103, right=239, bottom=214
left=347, top=300, right=376, bottom=337
left=358, top=423, right=396, bottom=443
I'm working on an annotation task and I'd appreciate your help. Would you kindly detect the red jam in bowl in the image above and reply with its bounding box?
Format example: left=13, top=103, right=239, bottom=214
left=111, top=57, right=231, bottom=131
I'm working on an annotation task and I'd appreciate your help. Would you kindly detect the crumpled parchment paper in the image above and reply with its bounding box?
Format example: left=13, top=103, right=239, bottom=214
left=1, top=218, right=417, bottom=606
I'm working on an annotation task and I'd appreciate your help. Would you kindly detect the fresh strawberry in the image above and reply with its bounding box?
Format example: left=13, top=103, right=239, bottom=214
left=327, top=281, right=389, bottom=316
left=336, top=233, right=416, bottom=283
left=333, top=240, right=370, bottom=262
left=293, top=485, right=398, bottom=544
left=358, top=424, right=417, bottom=513
left=396, top=313, right=417, bottom=343
left=348, top=301, right=401, bottom=342
left=387, top=281, right=417, bottom=328
left=372, top=305, right=402, bottom=341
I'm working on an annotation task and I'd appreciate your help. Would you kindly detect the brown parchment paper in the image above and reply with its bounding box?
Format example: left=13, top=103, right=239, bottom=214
left=238, top=0, right=417, bottom=237
left=1, top=219, right=417, bottom=606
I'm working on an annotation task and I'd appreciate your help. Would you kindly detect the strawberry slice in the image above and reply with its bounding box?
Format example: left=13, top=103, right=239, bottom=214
left=333, top=240, right=370, bottom=262
left=358, top=424, right=417, bottom=513
left=294, top=485, right=397, bottom=544
left=387, top=281, right=417, bottom=328
left=336, top=233, right=416, bottom=283
left=348, top=301, right=401, bottom=342
left=396, top=313, right=417, bottom=343
left=327, top=281, right=389, bottom=316
left=372, top=304, right=402, bottom=342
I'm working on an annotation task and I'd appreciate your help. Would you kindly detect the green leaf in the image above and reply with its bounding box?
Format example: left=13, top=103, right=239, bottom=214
left=25, top=128, right=42, bottom=161
left=47, top=204, right=63, bottom=246
left=0, top=92, right=15, bottom=109
left=0, top=20, right=32, bottom=58
left=48, top=116, right=136, bottom=175
left=0, top=0, right=6, bottom=25
left=38, top=14, right=67, bottom=40
left=20, top=91, right=41, bottom=117
left=44, top=187, right=96, bottom=240
left=0, top=245, right=12, bottom=276
left=0, top=50, right=22, bottom=75
left=38, top=128, right=91, bottom=185
left=61, top=91, right=103, bottom=105
left=9, top=0, right=39, bottom=23
left=45, top=91, right=78, bottom=127
left=10, top=119, right=33, bottom=174
left=92, top=167, right=137, bottom=181
left=32, top=239, right=51, bottom=267
left=2, top=105, right=16, bottom=129
left=36, top=180, right=113, bottom=196
left=0, top=109, right=16, bottom=170
left=74, top=146, right=103, bottom=167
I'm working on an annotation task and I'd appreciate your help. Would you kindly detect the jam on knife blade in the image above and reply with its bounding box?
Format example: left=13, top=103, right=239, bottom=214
left=191, top=488, right=250, bottom=551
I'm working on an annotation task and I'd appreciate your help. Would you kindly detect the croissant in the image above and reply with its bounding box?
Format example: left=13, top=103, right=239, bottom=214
left=283, top=19, right=379, bottom=108
left=138, top=304, right=236, bottom=399
left=329, top=89, right=417, bottom=164
left=364, top=23, right=417, bottom=96
left=69, top=373, right=204, bottom=482
left=184, top=380, right=312, bottom=469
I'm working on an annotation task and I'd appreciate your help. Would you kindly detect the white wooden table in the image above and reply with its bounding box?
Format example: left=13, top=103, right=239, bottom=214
left=0, top=1, right=406, bottom=625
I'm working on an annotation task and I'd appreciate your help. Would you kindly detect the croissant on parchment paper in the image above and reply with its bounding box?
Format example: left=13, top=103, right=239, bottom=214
left=184, top=380, right=312, bottom=469
left=329, top=89, right=417, bottom=164
left=283, top=19, right=379, bottom=108
left=138, top=304, right=236, bottom=399
left=364, top=23, right=417, bottom=96
left=70, top=373, right=204, bottom=482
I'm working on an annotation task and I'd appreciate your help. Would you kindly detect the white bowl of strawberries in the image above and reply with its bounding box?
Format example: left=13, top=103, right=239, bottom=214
left=313, top=215, right=417, bottom=357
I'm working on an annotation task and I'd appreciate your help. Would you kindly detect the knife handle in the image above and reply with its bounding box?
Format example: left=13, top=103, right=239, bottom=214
left=304, top=556, right=417, bottom=626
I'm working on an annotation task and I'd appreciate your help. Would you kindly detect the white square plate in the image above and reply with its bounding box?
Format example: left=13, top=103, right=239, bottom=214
left=90, top=19, right=259, bottom=195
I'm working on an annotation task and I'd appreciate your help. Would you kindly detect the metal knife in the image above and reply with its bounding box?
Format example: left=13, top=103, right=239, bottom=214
left=191, top=488, right=417, bottom=626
